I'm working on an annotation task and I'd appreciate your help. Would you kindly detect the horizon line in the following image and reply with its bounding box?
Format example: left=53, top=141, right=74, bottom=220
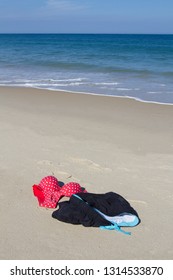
left=0, top=32, right=173, bottom=35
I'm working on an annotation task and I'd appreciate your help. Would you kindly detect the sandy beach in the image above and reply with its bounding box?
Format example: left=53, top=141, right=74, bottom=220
left=0, top=86, right=173, bottom=260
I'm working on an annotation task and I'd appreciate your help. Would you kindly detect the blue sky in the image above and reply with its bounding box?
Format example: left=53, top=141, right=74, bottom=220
left=0, top=0, right=173, bottom=34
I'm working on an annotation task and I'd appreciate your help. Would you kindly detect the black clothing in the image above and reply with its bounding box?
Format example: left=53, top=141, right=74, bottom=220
left=52, top=192, right=140, bottom=228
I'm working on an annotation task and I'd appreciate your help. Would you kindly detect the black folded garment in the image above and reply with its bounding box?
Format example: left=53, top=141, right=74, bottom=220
left=52, top=194, right=110, bottom=227
left=52, top=192, right=140, bottom=232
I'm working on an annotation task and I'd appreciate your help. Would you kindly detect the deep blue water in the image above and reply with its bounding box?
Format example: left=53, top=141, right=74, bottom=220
left=0, top=34, right=173, bottom=104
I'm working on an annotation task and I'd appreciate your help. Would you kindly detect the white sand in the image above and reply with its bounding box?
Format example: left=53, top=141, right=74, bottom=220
left=0, top=86, right=173, bottom=260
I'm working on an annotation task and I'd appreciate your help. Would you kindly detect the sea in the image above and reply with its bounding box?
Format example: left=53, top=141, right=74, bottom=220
left=0, top=33, right=173, bottom=105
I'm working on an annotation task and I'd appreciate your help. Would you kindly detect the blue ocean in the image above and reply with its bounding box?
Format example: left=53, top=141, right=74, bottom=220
left=0, top=34, right=173, bottom=104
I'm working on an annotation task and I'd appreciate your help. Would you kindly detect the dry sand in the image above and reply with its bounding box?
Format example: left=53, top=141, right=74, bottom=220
left=0, top=86, right=173, bottom=260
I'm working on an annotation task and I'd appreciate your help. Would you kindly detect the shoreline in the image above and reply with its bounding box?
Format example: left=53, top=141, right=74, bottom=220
left=1, top=85, right=173, bottom=106
left=0, top=86, right=173, bottom=260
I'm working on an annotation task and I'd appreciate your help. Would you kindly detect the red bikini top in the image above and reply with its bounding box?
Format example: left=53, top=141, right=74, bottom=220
left=32, top=175, right=87, bottom=208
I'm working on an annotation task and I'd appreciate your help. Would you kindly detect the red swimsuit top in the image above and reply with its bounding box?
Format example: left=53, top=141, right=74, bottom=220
left=32, top=175, right=87, bottom=208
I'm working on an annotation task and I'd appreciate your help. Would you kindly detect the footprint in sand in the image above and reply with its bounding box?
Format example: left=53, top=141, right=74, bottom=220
left=69, top=157, right=112, bottom=172
left=36, top=160, right=54, bottom=173
left=36, top=160, right=77, bottom=180
left=56, top=171, right=80, bottom=181
left=37, top=160, right=53, bottom=166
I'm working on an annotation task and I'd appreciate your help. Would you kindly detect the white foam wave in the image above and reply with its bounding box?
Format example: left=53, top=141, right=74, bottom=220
left=94, top=82, right=120, bottom=85
left=1, top=78, right=173, bottom=106
left=117, top=88, right=133, bottom=91
left=148, top=91, right=159, bottom=94
left=0, top=78, right=121, bottom=89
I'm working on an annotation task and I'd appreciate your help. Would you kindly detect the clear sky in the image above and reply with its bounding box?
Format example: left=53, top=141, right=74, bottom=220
left=0, top=0, right=173, bottom=34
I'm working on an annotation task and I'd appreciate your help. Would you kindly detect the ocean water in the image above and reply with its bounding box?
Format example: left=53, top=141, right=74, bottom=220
left=0, top=34, right=173, bottom=104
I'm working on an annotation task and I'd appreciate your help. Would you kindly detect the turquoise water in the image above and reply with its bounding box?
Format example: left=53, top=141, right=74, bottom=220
left=0, top=34, right=173, bottom=104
